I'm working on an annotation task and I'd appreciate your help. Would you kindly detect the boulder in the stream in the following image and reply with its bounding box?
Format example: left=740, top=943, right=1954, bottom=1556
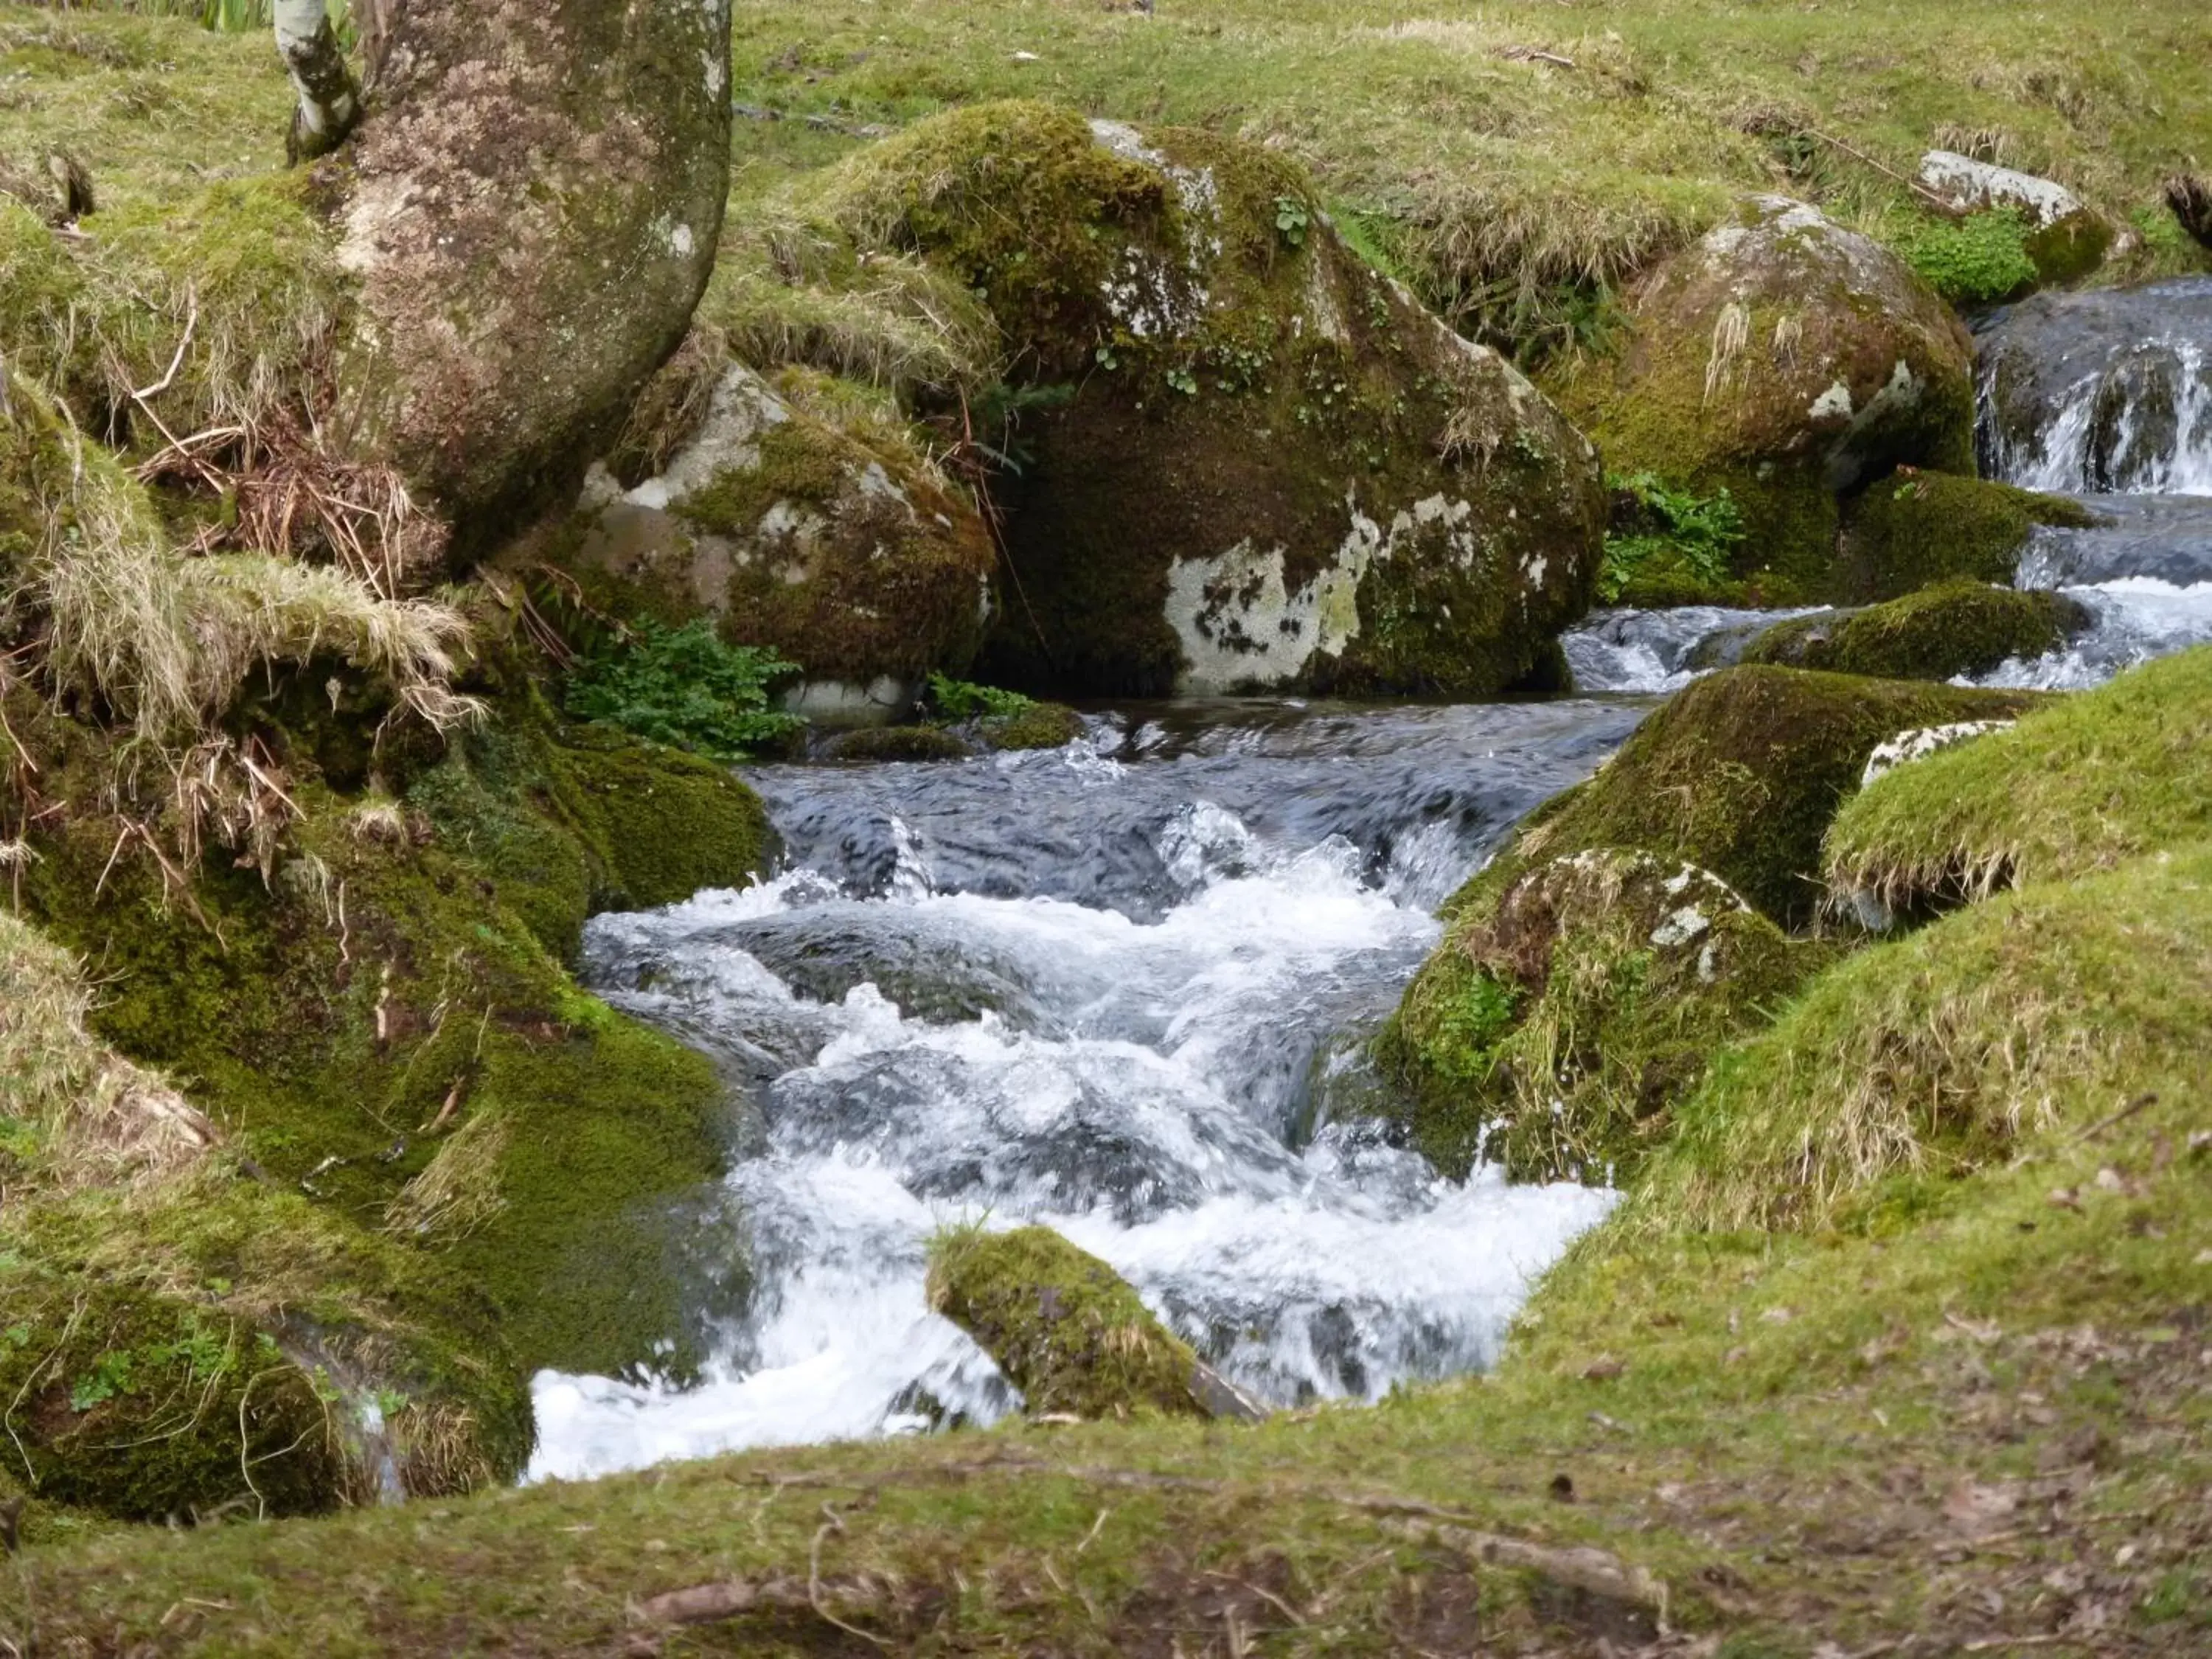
left=529, top=353, right=997, bottom=728
left=1551, top=195, right=1976, bottom=599
left=1436, top=665, right=2044, bottom=933
left=927, top=1225, right=1265, bottom=1422
left=1916, top=152, right=2111, bottom=286
left=817, top=102, right=1604, bottom=698
left=1835, top=469, right=2100, bottom=601
left=1742, top=581, right=2093, bottom=682
left=1377, top=849, right=1829, bottom=1183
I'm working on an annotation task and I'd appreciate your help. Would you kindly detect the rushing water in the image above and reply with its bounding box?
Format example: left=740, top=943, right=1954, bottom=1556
left=530, top=701, right=1642, bottom=1480
left=1568, top=282, right=2212, bottom=697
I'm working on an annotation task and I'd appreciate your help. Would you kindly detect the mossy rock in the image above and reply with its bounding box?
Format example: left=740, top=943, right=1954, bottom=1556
left=829, top=725, right=975, bottom=762
left=529, top=360, right=995, bottom=725
left=824, top=102, right=1603, bottom=698
left=0, top=1175, right=532, bottom=1521
left=928, top=1226, right=1244, bottom=1422
left=410, top=712, right=772, bottom=961
left=1836, top=469, right=2099, bottom=601
left=1742, top=581, right=2091, bottom=681
left=1824, top=645, right=2212, bottom=919
left=1376, top=849, right=1832, bottom=1183
left=11, top=692, right=745, bottom=1389
left=981, top=702, right=1087, bottom=751
left=1444, top=665, right=2043, bottom=933
left=1551, top=196, right=1976, bottom=599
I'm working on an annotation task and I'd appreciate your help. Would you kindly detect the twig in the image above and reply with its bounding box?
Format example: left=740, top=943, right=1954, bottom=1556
left=129, top=296, right=198, bottom=403
left=1804, top=127, right=1952, bottom=210
left=809, top=1503, right=890, bottom=1648
left=2071, top=1092, right=2157, bottom=1144
left=1496, top=46, right=1576, bottom=69
left=1385, top=1517, right=1669, bottom=1627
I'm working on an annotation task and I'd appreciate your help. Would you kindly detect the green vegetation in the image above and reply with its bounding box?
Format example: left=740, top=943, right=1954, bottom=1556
left=1641, top=842, right=2212, bottom=1233
left=926, top=1225, right=1211, bottom=1422
left=1826, top=644, right=2212, bottom=914
left=926, top=672, right=1035, bottom=723
left=563, top=618, right=804, bottom=763
left=1597, top=471, right=1746, bottom=606
left=1439, top=665, right=2038, bottom=932
left=1838, top=467, right=2102, bottom=600
left=1896, top=208, right=2040, bottom=305
left=1380, top=849, right=1829, bottom=1182
left=1743, top=580, right=2089, bottom=681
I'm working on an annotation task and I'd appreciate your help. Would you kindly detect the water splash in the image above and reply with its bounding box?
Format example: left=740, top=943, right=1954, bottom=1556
left=527, top=703, right=1635, bottom=1481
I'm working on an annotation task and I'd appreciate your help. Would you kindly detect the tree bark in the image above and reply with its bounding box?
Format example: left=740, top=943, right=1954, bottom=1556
left=274, top=0, right=361, bottom=163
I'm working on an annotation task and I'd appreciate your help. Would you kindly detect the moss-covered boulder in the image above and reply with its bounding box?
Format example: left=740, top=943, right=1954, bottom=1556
left=335, top=0, right=734, bottom=539
left=1376, top=849, right=1829, bottom=1183
left=819, top=102, right=1603, bottom=698
left=1, top=910, right=528, bottom=1520
left=1552, top=196, right=1976, bottom=598
left=408, top=711, right=771, bottom=963
left=1448, top=666, right=2042, bottom=933
left=828, top=725, right=976, bottom=762
left=978, top=700, right=1088, bottom=751
left=927, top=1225, right=1261, bottom=1422
left=532, top=360, right=995, bottom=726
left=1742, top=581, right=2090, bottom=682
left=1836, top=469, right=2099, bottom=601
left=1824, top=645, right=2212, bottom=919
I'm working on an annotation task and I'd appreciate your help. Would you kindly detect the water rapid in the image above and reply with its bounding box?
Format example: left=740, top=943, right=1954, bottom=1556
left=529, top=701, right=1642, bottom=1480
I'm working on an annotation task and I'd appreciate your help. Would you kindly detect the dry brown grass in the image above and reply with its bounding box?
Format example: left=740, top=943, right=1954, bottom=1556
left=0, top=907, right=217, bottom=1197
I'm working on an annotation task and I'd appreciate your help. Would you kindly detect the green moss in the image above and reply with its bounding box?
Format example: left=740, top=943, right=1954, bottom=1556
left=1742, top=580, right=2088, bottom=681
left=830, top=724, right=975, bottom=762
left=982, top=701, right=1086, bottom=751
left=925, top=1225, right=1210, bottom=1421
left=1824, top=645, right=2212, bottom=914
left=1442, top=665, right=2040, bottom=933
left=1837, top=468, right=2098, bottom=601
left=1377, top=849, right=1832, bottom=1183
left=1638, top=841, right=2212, bottom=1232
left=15, top=736, right=740, bottom=1384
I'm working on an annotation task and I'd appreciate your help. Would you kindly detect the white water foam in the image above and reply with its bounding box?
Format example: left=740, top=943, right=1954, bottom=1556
left=1966, top=577, right=2212, bottom=691
left=529, top=819, right=1615, bottom=1481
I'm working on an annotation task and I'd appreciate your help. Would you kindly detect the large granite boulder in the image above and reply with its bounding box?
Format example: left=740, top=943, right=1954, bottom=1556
left=824, top=102, right=1606, bottom=698
left=1554, top=195, right=1977, bottom=598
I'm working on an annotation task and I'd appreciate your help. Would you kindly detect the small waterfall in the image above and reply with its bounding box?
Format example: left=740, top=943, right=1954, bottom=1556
left=1978, top=278, right=2212, bottom=495
left=1565, top=278, right=2212, bottom=697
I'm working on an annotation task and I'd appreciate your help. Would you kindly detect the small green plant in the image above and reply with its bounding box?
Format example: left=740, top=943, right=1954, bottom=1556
left=1165, top=366, right=1200, bottom=397
left=70, top=1350, right=135, bottom=1413
left=1598, top=473, right=1746, bottom=603
left=1430, top=974, right=1520, bottom=1082
left=1273, top=195, right=1312, bottom=249
left=564, top=619, right=804, bottom=762
left=926, top=672, right=1035, bottom=721
left=1896, top=209, right=2039, bottom=305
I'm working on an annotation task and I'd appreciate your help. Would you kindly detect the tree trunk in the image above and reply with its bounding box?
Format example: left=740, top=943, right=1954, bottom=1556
left=274, top=0, right=361, bottom=162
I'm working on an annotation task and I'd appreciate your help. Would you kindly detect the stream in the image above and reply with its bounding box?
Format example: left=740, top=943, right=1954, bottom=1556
left=529, top=282, right=2211, bottom=1482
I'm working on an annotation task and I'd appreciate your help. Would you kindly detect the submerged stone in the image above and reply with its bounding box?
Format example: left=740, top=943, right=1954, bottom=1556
left=928, top=1225, right=1264, bottom=1422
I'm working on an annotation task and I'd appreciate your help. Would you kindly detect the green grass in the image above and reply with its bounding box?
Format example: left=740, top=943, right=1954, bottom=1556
left=1825, top=644, right=2212, bottom=911
left=714, top=0, right=2212, bottom=363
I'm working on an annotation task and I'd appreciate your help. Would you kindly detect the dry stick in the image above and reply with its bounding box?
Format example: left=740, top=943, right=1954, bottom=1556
left=1804, top=127, right=1953, bottom=211
left=2070, top=1091, right=2157, bottom=1145
left=1381, top=1517, right=1669, bottom=1624
left=810, top=1504, right=891, bottom=1649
